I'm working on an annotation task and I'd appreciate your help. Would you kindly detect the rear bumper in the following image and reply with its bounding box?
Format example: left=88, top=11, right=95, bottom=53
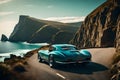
left=55, top=60, right=91, bottom=64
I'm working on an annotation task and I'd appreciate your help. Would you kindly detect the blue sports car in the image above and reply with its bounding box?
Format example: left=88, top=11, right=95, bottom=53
left=38, top=44, right=91, bottom=68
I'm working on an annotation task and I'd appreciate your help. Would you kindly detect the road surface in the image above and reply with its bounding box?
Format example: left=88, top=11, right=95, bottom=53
left=23, top=48, right=115, bottom=80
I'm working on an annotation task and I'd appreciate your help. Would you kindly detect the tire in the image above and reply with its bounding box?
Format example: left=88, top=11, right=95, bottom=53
left=49, top=55, right=56, bottom=68
left=38, top=54, right=43, bottom=62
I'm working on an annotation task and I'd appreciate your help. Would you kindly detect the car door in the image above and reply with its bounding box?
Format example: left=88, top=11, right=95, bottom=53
left=45, top=46, right=56, bottom=61
left=40, top=50, right=49, bottom=61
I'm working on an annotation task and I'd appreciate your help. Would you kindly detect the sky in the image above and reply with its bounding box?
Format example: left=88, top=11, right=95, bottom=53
left=0, top=0, right=106, bottom=38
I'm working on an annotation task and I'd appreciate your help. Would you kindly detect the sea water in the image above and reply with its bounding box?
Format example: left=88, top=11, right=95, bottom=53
left=0, top=41, right=48, bottom=62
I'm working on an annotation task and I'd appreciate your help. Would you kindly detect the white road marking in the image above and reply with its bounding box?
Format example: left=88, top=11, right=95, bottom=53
left=56, top=73, right=66, bottom=79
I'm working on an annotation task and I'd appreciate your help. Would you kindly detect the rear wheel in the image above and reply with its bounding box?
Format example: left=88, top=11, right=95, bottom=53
left=49, top=55, right=56, bottom=68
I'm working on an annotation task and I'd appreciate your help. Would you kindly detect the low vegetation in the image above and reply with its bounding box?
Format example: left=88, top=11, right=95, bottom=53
left=0, top=63, right=16, bottom=80
left=110, top=52, right=120, bottom=80
left=0, top=49, right=37, bottom=80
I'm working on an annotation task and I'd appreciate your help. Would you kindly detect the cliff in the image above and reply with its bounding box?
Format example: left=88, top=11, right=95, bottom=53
left=9, top=15, right=79, bottom=43
left=116, top=16, right=120, bottom=54
left=71, top=0, right=120, bottom=49
left=1, top=34, right=8, bottom=41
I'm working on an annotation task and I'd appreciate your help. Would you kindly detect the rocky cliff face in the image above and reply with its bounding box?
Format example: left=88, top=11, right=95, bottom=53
left=71, top=0, right=120, bottom=49
left=116, top=16, right=120, bottom=53
left=110, top=16, right=120, bottom=80
left=9, top=15, right=79, bottom=43
left=1, top=34, right=8, bottom=41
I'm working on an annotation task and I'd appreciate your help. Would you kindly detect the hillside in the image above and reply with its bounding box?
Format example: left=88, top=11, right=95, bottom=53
left=71, top=0, right=120, bottom=49
left=9, top=15, right=79, bottom=43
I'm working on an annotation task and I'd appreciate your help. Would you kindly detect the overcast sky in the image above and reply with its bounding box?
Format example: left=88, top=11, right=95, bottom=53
left=0, top=0, right=106, bottom=38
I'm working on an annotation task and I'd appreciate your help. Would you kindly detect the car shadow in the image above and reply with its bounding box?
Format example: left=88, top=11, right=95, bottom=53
left=54, top=62, right=108, bottom=74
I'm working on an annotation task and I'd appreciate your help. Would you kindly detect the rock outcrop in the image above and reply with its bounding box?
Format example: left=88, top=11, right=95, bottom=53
left=1, top=34, right=8, bottom=41
left=107, top=21, right=120, bottom=80
left=71, top=0, right=120, bottom=48
left=9, top=15, right=80, bottom=43
left=116, top=16, right=120, bottom=54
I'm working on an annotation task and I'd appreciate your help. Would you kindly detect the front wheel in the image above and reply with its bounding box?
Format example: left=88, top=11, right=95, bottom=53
left=49, top=55, right=56, bottom=68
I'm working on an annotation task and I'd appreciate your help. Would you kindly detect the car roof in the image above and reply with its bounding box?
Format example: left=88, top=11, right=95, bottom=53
left=52, top=44, right=76, bottom=47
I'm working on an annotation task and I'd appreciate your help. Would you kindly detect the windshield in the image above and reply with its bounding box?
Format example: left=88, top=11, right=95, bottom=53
left=60, top=46, right=77, bottom=50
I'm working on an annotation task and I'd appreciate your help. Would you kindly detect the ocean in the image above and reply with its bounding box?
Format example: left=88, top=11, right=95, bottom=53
left=0, top=41, right=48, bottom=62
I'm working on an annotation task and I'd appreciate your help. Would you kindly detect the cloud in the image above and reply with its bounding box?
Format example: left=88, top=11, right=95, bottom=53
left=25, top=4, right=34, bottom=7
left=0, top=0, right=13, bottom=4
left=44, top=16, right=86, bottom=23
left=0, top=20, right=17, bottom=38
left=0, top=11, right=15, bottom=16
left=47, top=5, right=53, bottom=8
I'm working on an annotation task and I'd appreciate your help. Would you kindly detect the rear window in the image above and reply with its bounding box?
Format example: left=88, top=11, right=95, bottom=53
left=60, top=46, right=76, bottom=50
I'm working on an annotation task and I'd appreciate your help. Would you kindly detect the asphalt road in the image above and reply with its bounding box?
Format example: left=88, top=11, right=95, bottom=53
left=23, top=48, right=115, bottom=80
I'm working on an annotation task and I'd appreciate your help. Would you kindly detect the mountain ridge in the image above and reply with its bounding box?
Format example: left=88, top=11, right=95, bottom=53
left=9, top=15, right=81, bottom=43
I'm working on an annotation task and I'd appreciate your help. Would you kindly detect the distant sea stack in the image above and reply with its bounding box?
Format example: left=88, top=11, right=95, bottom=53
left=71, top=0, right=120, bottom=49
left=9, top=15, right=80, bottom=43
left=1, top=34, right=8, bottom=41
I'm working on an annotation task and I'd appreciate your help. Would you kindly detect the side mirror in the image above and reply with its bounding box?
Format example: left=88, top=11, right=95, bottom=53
left=49, top=49, right=53, bottom=52
left=49, top=47, right=53, bottom=52
left=49, top=46, right=56, bottom=52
